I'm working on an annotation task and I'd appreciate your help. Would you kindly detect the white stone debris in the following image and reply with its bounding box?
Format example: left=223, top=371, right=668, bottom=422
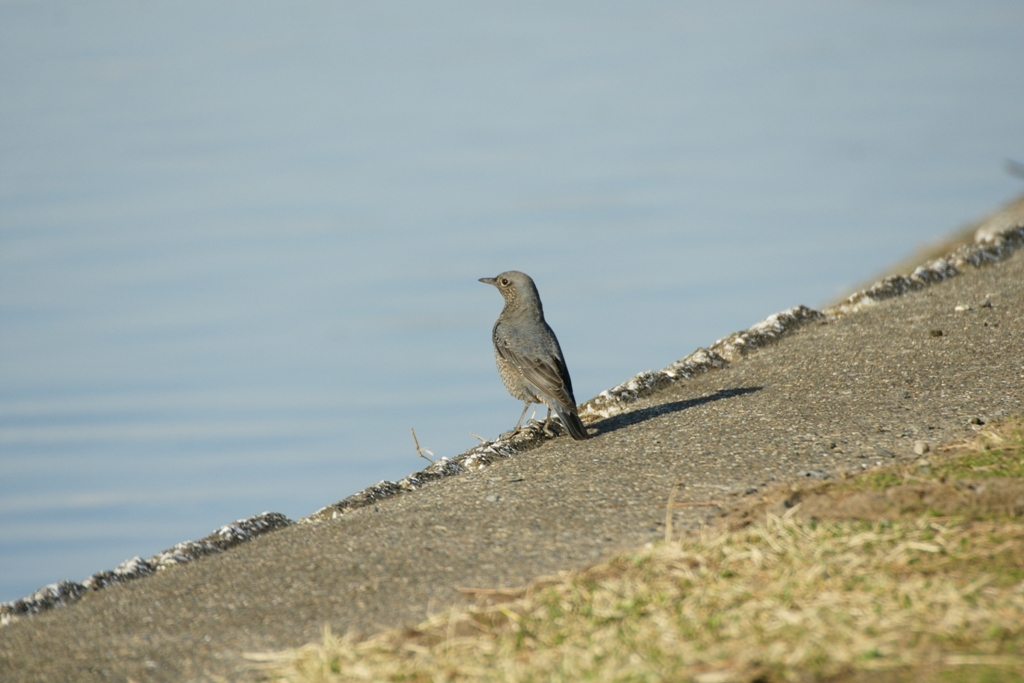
left=578, top=305, right=821, bottom=422
left=0, top=581, right=88, bottom=626
left=1, top=511, right=293, bottom=625
left=150, top=541, right=223, bottom=569
left=827, top=219, right=1024, bottom=317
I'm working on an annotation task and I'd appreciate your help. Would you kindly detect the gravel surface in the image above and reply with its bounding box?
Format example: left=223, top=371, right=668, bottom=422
left=2, top=204, right=1023, bottom=682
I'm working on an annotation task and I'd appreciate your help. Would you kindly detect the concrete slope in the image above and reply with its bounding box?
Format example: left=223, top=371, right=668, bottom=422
left=2, top=207, right=1023, bottom=682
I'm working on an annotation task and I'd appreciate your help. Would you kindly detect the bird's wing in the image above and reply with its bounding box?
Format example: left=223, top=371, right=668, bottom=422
left=493, top=332, right=576, bottom=410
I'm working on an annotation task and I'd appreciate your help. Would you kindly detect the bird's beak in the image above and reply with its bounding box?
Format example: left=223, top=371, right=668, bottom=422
left=478, top=277, right=496, bottom=286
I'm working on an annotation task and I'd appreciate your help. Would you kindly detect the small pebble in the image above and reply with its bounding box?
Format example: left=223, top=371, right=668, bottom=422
left=929, top=329, right=943, bottom=337
left=954, top=304, right=971, bottom=312
left=913, top=440, right=929, bottom=455
left=485, top=494, right=498, bottom=503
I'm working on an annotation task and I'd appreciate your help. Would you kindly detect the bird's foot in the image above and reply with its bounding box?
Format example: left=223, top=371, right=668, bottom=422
left=500, top=419, right=560, bottom=442
left=500, top=424, right=535, bottom=441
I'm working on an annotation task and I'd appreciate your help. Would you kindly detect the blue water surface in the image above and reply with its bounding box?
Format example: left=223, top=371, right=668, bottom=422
left=2, top=1, right=1023, bottom=603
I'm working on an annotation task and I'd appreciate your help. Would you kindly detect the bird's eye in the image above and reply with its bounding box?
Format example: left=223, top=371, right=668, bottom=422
left=500, top=278, right=509, bottom=286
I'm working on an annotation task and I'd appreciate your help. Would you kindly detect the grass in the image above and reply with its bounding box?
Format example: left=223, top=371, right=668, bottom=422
left=248, top=420, right=1024, bottom=683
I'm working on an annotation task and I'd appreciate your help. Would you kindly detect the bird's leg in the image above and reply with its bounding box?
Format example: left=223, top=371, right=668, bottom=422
left=541, top=407, right=556, bottom=437
left=514, top=402, right=531, bottom=431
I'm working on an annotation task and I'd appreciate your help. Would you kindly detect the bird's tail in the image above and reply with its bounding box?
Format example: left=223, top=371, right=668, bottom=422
left=555, top=406, right=589, bottom=440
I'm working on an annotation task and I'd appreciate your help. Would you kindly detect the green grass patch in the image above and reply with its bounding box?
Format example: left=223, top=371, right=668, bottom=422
left=850, top=470, right=904, bottom=491
left=932, top=435, right=1024, bottom=481
left=248, top=419, right=1024, bottom=683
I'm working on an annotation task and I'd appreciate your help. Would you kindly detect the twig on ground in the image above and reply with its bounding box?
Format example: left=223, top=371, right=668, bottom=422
left=670, top=501, right=724, bottom=508
left=665, top=481, right=685, bottom=543
left=457, top=587, right=527, bottom=599
left=411, top=428, right=434, bottom=463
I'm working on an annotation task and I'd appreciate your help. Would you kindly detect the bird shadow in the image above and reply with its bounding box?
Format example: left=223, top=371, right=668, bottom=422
left=588, top=386, right=764, bottom=437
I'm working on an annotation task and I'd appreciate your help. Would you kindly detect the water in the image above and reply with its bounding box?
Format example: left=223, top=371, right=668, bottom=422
left=2, top=1, right=1023, bottom=604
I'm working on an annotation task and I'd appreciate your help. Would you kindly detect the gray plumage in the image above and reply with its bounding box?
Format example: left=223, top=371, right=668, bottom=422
left=479, top=271, right=588, bottom=440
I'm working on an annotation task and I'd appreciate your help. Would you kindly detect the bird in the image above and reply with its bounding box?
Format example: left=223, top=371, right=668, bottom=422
left=479, top=271, right=588, bottom=440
